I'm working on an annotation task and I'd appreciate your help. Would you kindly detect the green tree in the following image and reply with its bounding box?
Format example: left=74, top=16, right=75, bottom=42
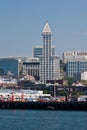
left=43, top=90, right=49, bottom=94
left=78, top=91, right=84, bottom=95
left=58, top=90, right=67, bottom=96
left=67, top=78, right=73, bottom=86
left=64, top=77, right=73, bottom=95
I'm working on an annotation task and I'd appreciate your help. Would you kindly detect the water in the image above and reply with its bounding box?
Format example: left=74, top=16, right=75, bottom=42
left=0, top=110, right=87, bottom=130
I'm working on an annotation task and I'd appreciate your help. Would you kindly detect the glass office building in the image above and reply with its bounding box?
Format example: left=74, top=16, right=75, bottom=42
left=0, top=58, right=22, bottom=76
left=33, top=45, right=55, bottom=58
left=66, top=59, right=87, bottom=80
left=33, top=46, right=43, bottom=58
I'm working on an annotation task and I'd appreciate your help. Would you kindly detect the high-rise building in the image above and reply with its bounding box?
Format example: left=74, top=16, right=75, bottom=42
left=33, top=45, right=55, bottom=58
left=40, top=22, right=60, bottom=83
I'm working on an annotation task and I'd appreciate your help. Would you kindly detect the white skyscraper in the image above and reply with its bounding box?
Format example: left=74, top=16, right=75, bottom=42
left=40, top=22, right=60, bottom=83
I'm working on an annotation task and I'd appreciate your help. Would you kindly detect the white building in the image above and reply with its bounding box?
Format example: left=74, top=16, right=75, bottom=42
left=52, top=56, right=60, bottom=79
left=40, top=22, right=60, bottom=83
left=0, top=89, right=51, bottom=102
left=81, top=71, right=87, bottom=80
left=23, top=58, right=40, bottom=80
left=63, top=51, right=87, bottom=63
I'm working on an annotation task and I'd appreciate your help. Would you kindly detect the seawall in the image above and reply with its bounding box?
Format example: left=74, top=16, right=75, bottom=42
left=0, top=101, right=87, bottom=110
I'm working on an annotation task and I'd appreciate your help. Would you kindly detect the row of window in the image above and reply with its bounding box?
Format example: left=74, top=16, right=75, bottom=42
left=23, top=65, right=39, bottom=67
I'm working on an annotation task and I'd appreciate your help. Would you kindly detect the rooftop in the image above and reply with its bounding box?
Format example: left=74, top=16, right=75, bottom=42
left=42, top=22, right=52, bottom=35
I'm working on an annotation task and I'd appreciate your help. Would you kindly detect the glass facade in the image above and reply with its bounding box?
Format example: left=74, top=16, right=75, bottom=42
left=0, top=58, right=19, bottom=76
left=66, top=60, right=87, bottom=80
left=33, top=46, right=55, bottom=58
left=33, top=46, right=43, bottom=58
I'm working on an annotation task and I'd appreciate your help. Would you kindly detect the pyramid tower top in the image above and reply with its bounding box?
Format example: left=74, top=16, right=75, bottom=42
left=42, top=22, right=52, bottom=35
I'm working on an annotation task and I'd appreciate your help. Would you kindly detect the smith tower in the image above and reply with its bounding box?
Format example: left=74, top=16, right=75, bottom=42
left=40, top=22, right=60, bottom=83
left=40, top=22, right=53, bottom=83
left=42, top=22, right=52, bottom=58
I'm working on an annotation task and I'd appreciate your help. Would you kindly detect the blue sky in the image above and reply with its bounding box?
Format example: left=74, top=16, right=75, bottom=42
left=0, top=0, right=87, bottom=57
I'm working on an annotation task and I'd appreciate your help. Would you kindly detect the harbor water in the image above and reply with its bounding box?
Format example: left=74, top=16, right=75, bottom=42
left=0, top=110, right=87, bottom=130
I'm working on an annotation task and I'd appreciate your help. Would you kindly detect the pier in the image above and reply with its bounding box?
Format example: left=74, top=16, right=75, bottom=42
left=0, top=101, right=87, bottom=111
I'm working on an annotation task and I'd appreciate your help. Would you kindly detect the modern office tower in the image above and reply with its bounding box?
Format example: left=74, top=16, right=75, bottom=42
left=33, top=45, right=55, bottom=58
left=40, top=22, right=60, bottom=83
left=66, top=58, right=87, bottom=81
left=23, top=58, right=40, bottom=80
left=63, top=51, right=87, bottom=63
left=0, top=58, right=22, bottom=76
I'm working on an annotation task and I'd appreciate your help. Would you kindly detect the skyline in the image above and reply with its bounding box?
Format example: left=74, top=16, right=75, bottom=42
left=0, top=0, right=87, bottom=57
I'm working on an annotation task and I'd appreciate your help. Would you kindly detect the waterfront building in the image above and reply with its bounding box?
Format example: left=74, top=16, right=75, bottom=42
left=23, top=58, right=40, bottom=80
left=63, top=51, right=87, bottom=63
left=33, top=45, right=55, bottom=58
left=0, top=58, right=22, bottom=76
left=40, top=22, right=60, bottom=83
left=66, top=59, right=87, bottom=81
left=0, top=89, right=51, bottom=102
left=0, top=77, right=18, bottom=88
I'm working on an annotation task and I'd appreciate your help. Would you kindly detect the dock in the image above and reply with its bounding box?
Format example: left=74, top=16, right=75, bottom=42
left=0, top=101, right=87, bottom=110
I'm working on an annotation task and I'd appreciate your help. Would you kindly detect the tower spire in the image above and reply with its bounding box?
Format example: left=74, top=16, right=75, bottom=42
left=42, top=21, right=52, bottom=35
